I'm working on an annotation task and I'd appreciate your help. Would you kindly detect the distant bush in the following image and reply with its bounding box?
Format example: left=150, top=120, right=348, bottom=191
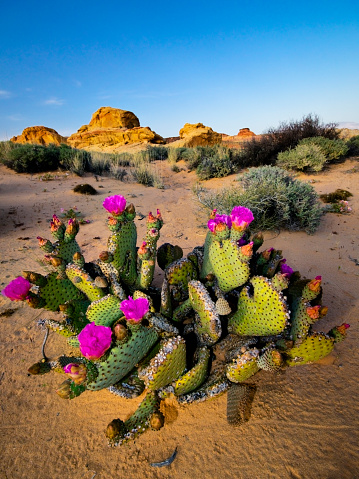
left=277, top=136, right=349, bottom=172
left=346, top=135, right=359, bottom=156
left=195, top=165, right=323, bottom=234
left=237, top=114, right=339, bottom=168
left=277, top=143, right=327, bottom=172
left=2, top=144, right=60, bottom=173
left=300, top=137, right=348, bottom=161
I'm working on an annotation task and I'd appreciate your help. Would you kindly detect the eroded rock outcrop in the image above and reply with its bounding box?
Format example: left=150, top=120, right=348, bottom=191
left=11, top=126, right=67, bottom=146
left=222, top=128, right=256, bottom=144
left=168, top=123, right=222, bottom=148
left=68, top=107, right=165, bottom=150
left=77, top=107, right=140, bottom=133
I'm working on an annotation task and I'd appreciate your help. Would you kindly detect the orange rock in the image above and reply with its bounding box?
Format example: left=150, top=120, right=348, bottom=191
left=237, top=128, right=256, bottom=138
left=67, top=126, right=165, bottom=150
left=169, top=123, right=222, bottom=148
left=11, top=126, right=67, bottom=146
left=77, top=106, right=140, bottom=133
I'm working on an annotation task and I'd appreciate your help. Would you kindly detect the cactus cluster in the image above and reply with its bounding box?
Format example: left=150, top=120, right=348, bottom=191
left=2, top=195, right=349, bottom=446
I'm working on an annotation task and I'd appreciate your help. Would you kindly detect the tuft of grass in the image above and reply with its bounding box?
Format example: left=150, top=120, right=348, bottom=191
left=132, top=164, right=164, bottom=188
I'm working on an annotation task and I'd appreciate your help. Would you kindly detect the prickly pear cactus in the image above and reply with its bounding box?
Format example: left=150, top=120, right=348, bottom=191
left=1, top=196, right=349, bottom=448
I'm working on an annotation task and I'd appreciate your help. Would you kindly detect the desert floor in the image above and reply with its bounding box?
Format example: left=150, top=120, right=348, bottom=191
left=0, top=158, right=358, bottom=479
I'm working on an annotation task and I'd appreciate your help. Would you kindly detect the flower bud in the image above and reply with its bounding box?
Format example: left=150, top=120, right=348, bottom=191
left=308, top=276, right=322, bottom=293
left=125, top=203, right=135, bottom=215
left=240, top=242, right=253, bottom=257
left=50, top=256, right=63, bottom=268
left=56, top=379, right=72, bottom=399
left=113, top=323, right=128, bottom=341
left=105, top=419, right=126, bottom=440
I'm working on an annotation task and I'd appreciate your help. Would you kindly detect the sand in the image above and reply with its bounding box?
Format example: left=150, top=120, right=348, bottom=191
left=0, top=159, right=358, bottom=479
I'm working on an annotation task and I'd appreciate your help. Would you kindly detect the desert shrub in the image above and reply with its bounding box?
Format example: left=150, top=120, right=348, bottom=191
left=277, top=143, right=327, bottom=172
left=132, top=146, right=168, bottom=165
left=320, top=189, right=353, bottom=203
left=88, top=151, right=111, bottom=176
left=195, top=165, right=323, bottom=234
left=132, top=164, right=164, bottom=188
left=238, top=114, right=339, bottom=168
left=2, top=144, right=60, bottom=173
left=0, top=141, right=22, bottom=162
left=109, top=165, right=128, bottom=181
left=346, top=135, right=359, bottom=156
left=167, top=147, right=188, bottom=163
left=73, top=184, right=97, bottom=195
left=196, top=150, right=235, bottom=180
left=300, top=137, right=349, bottom=161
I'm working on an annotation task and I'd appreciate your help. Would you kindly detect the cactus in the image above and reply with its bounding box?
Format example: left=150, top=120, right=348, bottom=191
left=2, top=196, right=349, bottom=448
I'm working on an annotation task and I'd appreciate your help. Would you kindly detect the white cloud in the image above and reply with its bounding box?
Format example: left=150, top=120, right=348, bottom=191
left=338, top=122, right=359, bottom=129
left=44, top=97, right=65, bottom=106
left=7, top=114, right=23, bottom=121
left=0, top=90, right=11, bottom=99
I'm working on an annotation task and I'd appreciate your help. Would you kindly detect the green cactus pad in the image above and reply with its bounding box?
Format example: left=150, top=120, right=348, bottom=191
left=209, top=239, right=251, bottom=293
left=226, top=349, right=260, bottom=383
left=173, top=347, right=210, bottom=396
left=87, top=325, right=158, bottom=390
left=286, top=333, right=335, bottom=366
left=86, top=294, right=123, bottom=326
left=66, top=265, right=106, bottom=302
left=188, top=280, right=222, bottom=345
left=227, top=383, right=256, bottom=426
left=54, top=239, right=81, bottom=265
left=108, top=392, right=160, bottom=446
left=228, top=276, right=289, bottom=336
left=257, top=348, right=284, bottom=371
left=108, top=369, right=145, bottom=399
left=176, top=369, right=230, bottom=404
left=166, top=258, right=198, bottom=297
left=38, top=272, right=85, bottom=311
left=138, top=336, right=186, bottom=390
left=157, top=243, right=183, bottom=270
left=108, top=221, right=137, bottom=285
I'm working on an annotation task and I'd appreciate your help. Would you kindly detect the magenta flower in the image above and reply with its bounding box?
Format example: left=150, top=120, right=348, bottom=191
left=207, top=214, right=232, bottom=233
left=119, top=296, right=149, bottom=324
left=1, top=277, right=32, bottom=301
left=103, top=195, right=127, bottom=216
left=279, top=259, right=294, bottom=278
left=78, top=322, right=112, bottom=360
left=230, top=206, right=254, bottom=231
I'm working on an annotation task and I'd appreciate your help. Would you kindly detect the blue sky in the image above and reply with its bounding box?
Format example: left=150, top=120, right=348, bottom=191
left=1, top=1, right=358, bottom=141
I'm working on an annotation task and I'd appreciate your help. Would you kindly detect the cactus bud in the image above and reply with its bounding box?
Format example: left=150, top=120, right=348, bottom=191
left=113, top=323, right=128, bottom=341
left=50, top=256, right=63, bottom=268
left=306, top=305, right=321, bottom=321
left=99, top=251, right=113, bottom=262
left=125, top=203, right=135, bottom=215
left=56, top=379, right=72, bottom=399
left=105, top=419, right=126, bottom=440
left=241, top=241, right=253, bottom=257
left=28, top=361, right=51, bottom=375
left=308, top=276, right=322, bottom=293
left=65, top=219, right=79, bottom=238
left=37, top=236, right=53, bottom=253
left=94, top=276, right=108, bottom=288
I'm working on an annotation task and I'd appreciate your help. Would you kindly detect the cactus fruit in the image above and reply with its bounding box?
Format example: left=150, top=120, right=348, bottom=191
left=2, top=196, right=349, bottom=447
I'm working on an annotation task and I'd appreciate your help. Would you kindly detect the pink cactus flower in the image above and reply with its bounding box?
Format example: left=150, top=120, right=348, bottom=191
left=280, top=259, right=294, bottom=278
left=119, top=296, right=149, bottom=324
left=207, top=214, right=232, bottom=233
left=78, top=322, right=112, bottom=360
left=230, top=206, right=254, bottom=231
left=1, top=277, right=32, bottom=301
left=103, top=195, right=127, bottom=216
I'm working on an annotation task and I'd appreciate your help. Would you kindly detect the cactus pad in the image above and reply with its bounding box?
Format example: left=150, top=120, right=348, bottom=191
left=286, top=333, right=335, bottom=366
left=38, top=272, right=85, bottom=311
left=188, top=280, right=222, bottom=345
left=86, top=294, right=123, bottom=326
left=226, top=349, right=260, bottom=383
left=173, top=347, right=210, bottom=396
left=209, top=239, right=251, bottom=293
left=228, top=276, right=289, bottom=336
left=138, top=336, right=186, bottom=390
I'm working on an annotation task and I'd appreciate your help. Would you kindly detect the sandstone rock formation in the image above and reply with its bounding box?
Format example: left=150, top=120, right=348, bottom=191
left=168, top=123, right=222, bottom=148
left=222, top=127, right=257, bottom=148
left=67, top=107, right=165, bottom=151
left=67, top=126, right=165, bottom=150
left=338, top=128, right=359, bottom=139
left=77, top=107, right=140, bottom=133
left=11, top=126, right=67, bottom=146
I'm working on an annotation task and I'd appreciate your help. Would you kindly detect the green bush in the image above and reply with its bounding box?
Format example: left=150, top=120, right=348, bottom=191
left=346, top=135, right=359, bottom=156
left=195, top=166, right=323, bottom=234
left=300, top=136, right=349, bottom=161
left=277, top=143, right=327, bottom=172
left=132, top=164, right=164, bottom=188
left=2, top=144, right=60, bottom=173
left=238, top=114, right=339, bottom=168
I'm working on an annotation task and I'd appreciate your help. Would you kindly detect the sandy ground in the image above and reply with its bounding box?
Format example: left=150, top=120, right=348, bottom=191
left=0, top=159, right=358, bottom=479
